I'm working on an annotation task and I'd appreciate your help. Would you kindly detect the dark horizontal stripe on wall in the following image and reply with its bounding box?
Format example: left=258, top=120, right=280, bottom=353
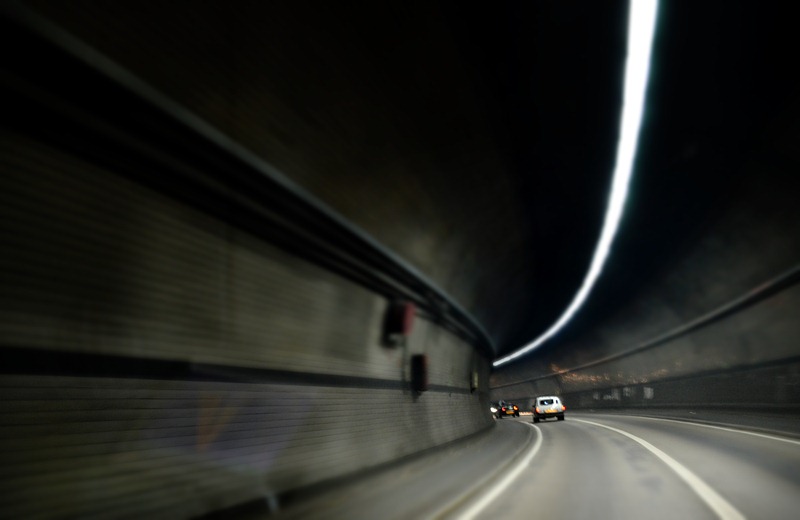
left=0, top=346, right=473, bottom=394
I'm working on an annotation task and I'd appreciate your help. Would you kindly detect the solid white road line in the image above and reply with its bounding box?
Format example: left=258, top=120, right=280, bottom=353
left=629, top=415, right=800, bottom=446
left=575, top=419, right=746, bottom=520
left=456, top=423, right=543, bottom=520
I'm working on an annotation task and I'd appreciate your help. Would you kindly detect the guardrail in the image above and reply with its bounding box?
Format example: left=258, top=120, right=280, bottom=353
left=0, top=3, right=496, bottom=358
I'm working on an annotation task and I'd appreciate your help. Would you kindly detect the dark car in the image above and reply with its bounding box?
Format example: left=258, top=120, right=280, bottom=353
left=532, top=396, right=566, bottom=423
left=490, top=400, right=519, bottom=418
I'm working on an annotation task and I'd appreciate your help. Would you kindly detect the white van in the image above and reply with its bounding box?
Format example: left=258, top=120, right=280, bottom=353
left=532, top=396, right=566, bottom=422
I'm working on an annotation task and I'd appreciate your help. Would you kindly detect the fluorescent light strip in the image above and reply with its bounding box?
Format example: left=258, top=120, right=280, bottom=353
left=494, top=0, right=659, bottom=367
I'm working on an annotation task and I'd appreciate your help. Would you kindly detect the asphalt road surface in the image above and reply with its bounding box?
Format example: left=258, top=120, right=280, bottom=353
left=264, top=412, right=800, bottom=520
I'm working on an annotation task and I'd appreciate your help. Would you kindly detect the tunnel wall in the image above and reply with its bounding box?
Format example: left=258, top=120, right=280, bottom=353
left=494, top=281, right=800, bottom=411
left=0, top=132, right=493, bottom=518
left=491, top=151, right=800, bottom=412
left=10, top=0, right=545, bottom=353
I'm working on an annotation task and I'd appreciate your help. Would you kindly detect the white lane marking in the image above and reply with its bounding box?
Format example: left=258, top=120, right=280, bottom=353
left=627, top=415, right=800, bottom=446
left=457, top=423, right=543, bottom=520
left=575, top=419, right=746, bottom=520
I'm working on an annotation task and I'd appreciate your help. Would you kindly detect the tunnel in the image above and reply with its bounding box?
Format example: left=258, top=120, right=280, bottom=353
left=1, top=1, right=798, bottom=518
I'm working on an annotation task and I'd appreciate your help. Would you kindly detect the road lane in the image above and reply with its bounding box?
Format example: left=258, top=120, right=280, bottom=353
left=462, top=416, right=717, bottom=520
left=575, top=414, right=800, bottom=520
left=574, top=419, right=744, bottom=520
left=462, top=413, right=800, bottom=520
left=252, top=413, right=800, bottom=519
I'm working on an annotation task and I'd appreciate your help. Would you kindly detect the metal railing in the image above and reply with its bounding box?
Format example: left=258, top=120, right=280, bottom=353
left=1, top=3, right=496, bottom=357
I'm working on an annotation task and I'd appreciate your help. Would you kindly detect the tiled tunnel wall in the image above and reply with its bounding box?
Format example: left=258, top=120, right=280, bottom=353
left=0, top=132, right=493, bottom=518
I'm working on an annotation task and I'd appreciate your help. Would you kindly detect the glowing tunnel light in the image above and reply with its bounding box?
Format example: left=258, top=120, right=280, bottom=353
left=494, top=0, right=659, bottom=367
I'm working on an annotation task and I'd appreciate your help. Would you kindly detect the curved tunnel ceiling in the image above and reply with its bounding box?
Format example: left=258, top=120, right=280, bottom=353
left=13, top=0, right=799, bottom=361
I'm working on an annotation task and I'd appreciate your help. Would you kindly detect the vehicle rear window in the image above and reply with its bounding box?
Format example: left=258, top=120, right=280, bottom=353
left=539, top=399, right=554, bottom=405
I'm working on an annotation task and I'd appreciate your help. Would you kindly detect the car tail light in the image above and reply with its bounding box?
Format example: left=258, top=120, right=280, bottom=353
left=535, top=407, right=541, bottom=413
left=513, top=405, right=518, bottom=411
left=501, top=407, right=506, bottom=412
left=563, top=405, right=567, bottom=410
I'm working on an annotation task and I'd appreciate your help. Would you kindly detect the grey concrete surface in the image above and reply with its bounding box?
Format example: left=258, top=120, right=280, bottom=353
left=263, top=420, right=532, bottom=520
left=466, top=414, right=800, bottom=520
left=244, top=412, right=800, bottom=519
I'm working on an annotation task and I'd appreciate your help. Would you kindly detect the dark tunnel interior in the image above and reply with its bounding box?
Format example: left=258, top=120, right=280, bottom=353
left=1, top=1, right=798, bottom=517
